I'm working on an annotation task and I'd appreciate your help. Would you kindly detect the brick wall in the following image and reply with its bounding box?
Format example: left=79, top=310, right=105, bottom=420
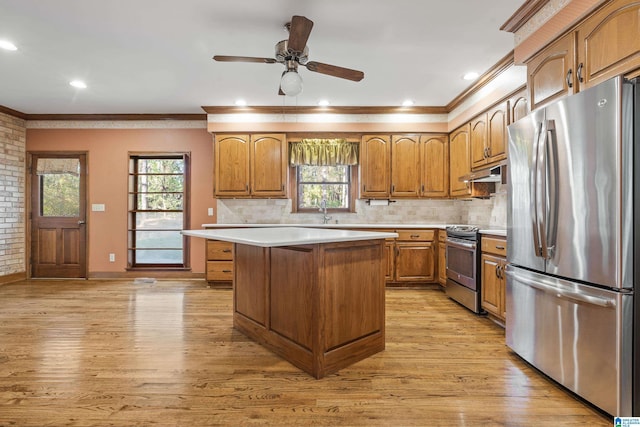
left=0, top=112, right=26, bottom=277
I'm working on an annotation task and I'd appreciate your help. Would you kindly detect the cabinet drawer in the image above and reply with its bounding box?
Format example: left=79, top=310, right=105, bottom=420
left=481, top=236, right=507, bottom=257
left=207, top=240, right=234, bottom=260
left=396, top=230, right=435, bottom=241
left=206, top=261, right=234, bottom=281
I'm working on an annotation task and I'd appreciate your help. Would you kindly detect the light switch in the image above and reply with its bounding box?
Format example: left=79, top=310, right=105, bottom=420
left=92, top=204, right=105, bottom=212
left=207, top=207, right=214, bottom=216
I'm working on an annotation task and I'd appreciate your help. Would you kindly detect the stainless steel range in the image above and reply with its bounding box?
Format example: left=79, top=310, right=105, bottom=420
left=445, top=225, right=482, bottom=313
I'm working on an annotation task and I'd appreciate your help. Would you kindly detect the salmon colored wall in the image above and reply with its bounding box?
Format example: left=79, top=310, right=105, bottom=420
left=26, top=128, right=214, bottom=276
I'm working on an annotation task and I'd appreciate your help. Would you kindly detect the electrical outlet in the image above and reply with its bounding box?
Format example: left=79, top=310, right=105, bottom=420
left=109, top=253, right=115, bottom=262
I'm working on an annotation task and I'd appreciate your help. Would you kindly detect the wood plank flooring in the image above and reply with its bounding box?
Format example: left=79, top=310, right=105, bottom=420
left=0, top=280, right=610, bottom=426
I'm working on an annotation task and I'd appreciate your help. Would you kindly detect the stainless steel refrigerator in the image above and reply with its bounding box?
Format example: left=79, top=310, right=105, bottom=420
left=506, top=76, right=638, bottom=417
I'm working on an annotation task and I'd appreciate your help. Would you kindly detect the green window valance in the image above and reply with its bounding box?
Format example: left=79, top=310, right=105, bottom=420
left=289, top=139, right=359, bottom=166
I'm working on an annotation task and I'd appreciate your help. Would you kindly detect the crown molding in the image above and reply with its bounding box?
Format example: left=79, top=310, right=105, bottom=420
left=500, top=0, right=550, bottom=33
left=201, top=105, right=448, bottom=115
left=24, top=113, right=206, bottom=121
left=0, top=105, right=28, bottom=120
left=446, top=51, right=515, bottom=112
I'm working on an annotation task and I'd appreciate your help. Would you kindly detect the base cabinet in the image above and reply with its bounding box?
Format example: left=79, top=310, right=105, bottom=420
left=206, top=240, right=234, bottom=285
left=437, top=231, right=447, bottom=286
left=480, top=235, right=507, bottom=323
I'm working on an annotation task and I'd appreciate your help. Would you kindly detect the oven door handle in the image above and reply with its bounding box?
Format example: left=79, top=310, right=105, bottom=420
left=446, top=239, right=476, bottom=250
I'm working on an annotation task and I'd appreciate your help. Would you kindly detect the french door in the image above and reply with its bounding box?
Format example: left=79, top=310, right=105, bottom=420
left=30, top=152, right=87, bottom=278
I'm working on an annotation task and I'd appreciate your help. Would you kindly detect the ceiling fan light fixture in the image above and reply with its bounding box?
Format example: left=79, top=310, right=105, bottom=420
left=280, top=70, right=303, bottom=96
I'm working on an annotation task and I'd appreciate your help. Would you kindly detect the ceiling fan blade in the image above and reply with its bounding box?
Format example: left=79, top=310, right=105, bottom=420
left=304, top=61, right=364, bottom=82
left=213, top=55, right=277, bottom=64
left=287, top=15, right=314, bottom=53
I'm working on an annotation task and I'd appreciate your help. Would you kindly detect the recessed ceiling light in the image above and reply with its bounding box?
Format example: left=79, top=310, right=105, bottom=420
left=318, top=99, right=330, bottom=107
left=235, top=99, right=247, bottom=106
left=0, top=40, right=18, bottom=51
left=463, top=72, right=479, bottom=81
left=69, top=80, right=87, bottom=89
left=402, top=100, right=414, bottom=107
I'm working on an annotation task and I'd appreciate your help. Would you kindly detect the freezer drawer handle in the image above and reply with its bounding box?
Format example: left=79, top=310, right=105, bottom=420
left=505, top=269, right=615, bottom=308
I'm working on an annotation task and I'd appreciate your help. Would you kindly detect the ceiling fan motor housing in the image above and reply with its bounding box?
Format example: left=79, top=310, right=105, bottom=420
left=275, top=40, right=309, bottom=64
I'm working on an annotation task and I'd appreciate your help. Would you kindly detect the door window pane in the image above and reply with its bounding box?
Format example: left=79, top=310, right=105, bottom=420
left=38, top=158, right=80, bottom=217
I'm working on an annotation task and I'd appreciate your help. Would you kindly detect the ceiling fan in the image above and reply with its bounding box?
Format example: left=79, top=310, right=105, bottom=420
left=213, top=15, right=365, bottom=97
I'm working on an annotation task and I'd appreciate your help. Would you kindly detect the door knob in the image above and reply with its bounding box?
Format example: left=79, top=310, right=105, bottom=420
left=78, top=220, right=86, bottom=225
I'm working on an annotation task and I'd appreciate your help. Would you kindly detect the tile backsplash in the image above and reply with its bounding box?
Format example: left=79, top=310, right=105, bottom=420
left=216, top=184, right=506, bottom=227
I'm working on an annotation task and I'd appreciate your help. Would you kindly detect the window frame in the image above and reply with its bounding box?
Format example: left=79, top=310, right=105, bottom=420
left=291, top=165, right=358, bottom=214
left=127, top=152, right=190, bottom=270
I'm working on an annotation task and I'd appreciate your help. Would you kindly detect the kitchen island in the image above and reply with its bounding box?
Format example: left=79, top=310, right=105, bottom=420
left=182, top=227, right=398, bottom=378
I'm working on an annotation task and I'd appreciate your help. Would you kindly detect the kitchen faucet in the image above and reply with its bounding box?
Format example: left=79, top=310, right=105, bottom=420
left=319, top=199, right=332, bottom=224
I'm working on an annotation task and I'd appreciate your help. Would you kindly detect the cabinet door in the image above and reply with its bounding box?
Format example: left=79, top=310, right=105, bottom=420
left=395, top=242, right=435, bottom=282
left=509, top=90, right=529, bottom=124
left=449, top=124, right=471, bottom=197
left=360, top=135, right=391, bottom=198
left=420, top=134, right=449, bottom=198
left=527, top=32, right=576, bottom=111
left=481, top=253, right=502, bottom=318
left=384, top=241, right=395, bottom=282
left=576, top=0, right=640, bottom=90
left=470, top=113, right=488, bottom=170
left=486, top=102, right=507, bottom=165
left=391, top=135, right=421, bottom=197
left=214, top=134, right=250, bottom=197
left=250, top=134, right=287, bottom=197
left=438, top=241, right=446, bottom=286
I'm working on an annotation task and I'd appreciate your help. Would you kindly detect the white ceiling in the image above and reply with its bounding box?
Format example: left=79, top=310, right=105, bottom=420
left=0, top=0, right=524, bottom=114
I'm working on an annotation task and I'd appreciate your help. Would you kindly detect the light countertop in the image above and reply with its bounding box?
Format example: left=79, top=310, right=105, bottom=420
left=182, top=227, right=398, bottom=247
left=200, top=223, right=507, bottom=236
left=201, top=223, right=448, bottom=229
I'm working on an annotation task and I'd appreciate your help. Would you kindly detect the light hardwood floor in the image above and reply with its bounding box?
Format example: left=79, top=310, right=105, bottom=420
left=0, top=280, right=610, bottom=426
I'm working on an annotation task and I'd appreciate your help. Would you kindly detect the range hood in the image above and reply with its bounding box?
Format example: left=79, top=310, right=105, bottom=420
left=459, top=161, right=506, bottom=183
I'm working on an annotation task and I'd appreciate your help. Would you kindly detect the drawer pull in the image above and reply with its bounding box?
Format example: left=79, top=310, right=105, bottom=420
left=410, top=234, right=420, bottom=239
left=222, top=269, right=232, bottom=273
left=222, top=249, right=232, bottom=253
left=495, top=245, right=505, bottom=250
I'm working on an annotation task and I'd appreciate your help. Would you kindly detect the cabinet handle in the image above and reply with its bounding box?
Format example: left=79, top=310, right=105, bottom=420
left=222, top=249, right=232, bottom=253
left=495, top=245, right=505, bottom=250
left=566, top=69, right=573, bottom=88
left=495, top=264, right=500, bottom=279
left=222, top=269, right=232, bottom=273
left=245, top=184, right=249, bottom=191
left=421, top=184, right=424, bottom=193
left=410, top=234, right=420, bottom=239
left=392, top=184, right=395, bottom=193
left=577, top=62, right=584, bottom=83
left=363, top=184, right=366, bottom=192
left=281, top=184, right=284, bottom=191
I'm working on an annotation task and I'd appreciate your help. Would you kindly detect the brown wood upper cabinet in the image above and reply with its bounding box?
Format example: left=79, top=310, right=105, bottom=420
left=449, top=124, right=471, bottom=197
left=360, top=135, right=391, bottom=198
left=421, top=134, right=449, bottom=198
left=509, top=89, right=529, bottom=124
left=576, top=0, right=640, bottom=89
left=471, top=102, right=507, bottom=170
left=214, top=133, right=287, bottom=198
left=527, top=0, right=640, bottom=109
left=391, top=135, right=421, bottom=198
left=527, top=32, right=576, bottom=111
left=360, top=133, right=448, bottom=199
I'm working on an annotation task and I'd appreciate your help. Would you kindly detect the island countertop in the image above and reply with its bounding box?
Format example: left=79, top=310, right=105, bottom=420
left=182, top=227, right=398, bottom=247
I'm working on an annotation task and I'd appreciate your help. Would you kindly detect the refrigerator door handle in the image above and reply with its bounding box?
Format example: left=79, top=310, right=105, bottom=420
left=535, top=120, right=548, bottom=258
left=505, top=268, right=616, bottom=308
left=530, top=121, right=545, bottom=257
left=545, top=120, right=559, bottom=258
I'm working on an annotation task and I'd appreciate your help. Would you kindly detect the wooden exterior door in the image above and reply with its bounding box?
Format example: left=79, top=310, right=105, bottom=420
left=30, top=153, right=87, bottom=278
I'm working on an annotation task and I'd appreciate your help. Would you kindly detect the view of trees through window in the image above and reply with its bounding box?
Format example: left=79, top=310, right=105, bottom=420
left=40, top=173, right=80, bottom=217
left=128, top=155, right=188, bottom=267
left=297, top=165, right=350, bottom=210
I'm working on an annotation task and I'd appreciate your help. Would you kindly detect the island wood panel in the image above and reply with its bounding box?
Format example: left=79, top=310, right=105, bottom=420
left=270, top=246, right=315, bottom=350
left=232, top=239, right=386, bottom=379
left=234, top=244, right=269, bottom=326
